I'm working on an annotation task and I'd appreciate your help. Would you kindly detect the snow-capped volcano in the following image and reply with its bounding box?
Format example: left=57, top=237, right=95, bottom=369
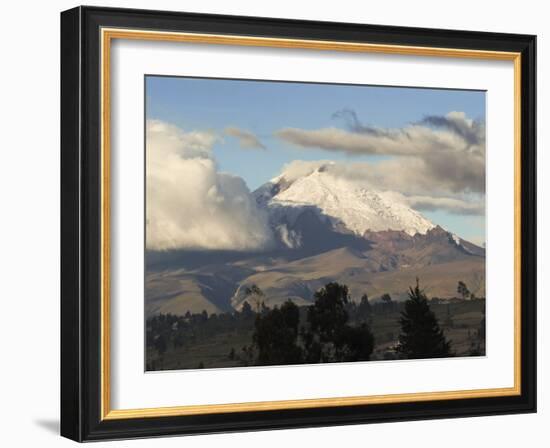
left=254, top=165, right=435, bottom=238
left=148, top=166, right=485, bottom=316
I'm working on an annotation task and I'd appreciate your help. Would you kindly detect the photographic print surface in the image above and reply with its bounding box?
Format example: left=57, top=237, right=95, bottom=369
left=145, top=76, right=486, bottom=371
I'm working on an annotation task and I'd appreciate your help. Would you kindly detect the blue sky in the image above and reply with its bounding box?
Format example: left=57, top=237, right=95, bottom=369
left=146, top=76, right=485, bottom=244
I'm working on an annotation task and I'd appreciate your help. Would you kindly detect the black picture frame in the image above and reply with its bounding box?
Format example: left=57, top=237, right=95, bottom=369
left=61, top=5, right=536, bottom=442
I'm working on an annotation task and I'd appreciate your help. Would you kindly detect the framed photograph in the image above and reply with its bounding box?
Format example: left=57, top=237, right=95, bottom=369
left=60, top=6, right=536, bottom=441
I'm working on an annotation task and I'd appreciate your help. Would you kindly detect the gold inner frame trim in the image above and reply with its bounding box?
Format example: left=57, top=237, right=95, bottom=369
left=100, top=27, right=522, bottom=421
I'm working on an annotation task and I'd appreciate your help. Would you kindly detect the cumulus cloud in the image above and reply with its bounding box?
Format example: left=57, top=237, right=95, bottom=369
left=418, top=111, right=485, bottom=148
left=224, top=126, right=266, bottom=150
left=146, top=120, right=273, bottom=251
left=275, top=110, right=485, bottom=197
left=333, top=108, right=485, bottom=150
left=276, top=112, right=484, bottom=157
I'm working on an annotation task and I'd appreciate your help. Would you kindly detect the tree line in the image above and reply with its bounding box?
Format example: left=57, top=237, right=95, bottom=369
left=237, top=279, right=450, bottom=366
left=147, top=278, right=463, bottom=369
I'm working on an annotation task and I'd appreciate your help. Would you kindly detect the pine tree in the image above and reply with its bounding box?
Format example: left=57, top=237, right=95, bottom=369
left=397, top=279, right=451, bottom=359
left=305, top=282, right=374, bottom=363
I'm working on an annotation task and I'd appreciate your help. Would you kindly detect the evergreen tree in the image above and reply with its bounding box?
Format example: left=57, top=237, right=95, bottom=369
left=357, top=293, right=371, bottom=322
left=307, top=282, right=350, bottom=344
left=457, top=281, right=470, bottom=300
left=200, top=309, right=208, bottom=322
left=306, top=282, right=374, bottom=363
left=253, top=300, right=303, bottom=365
left=250, top=282, right=375, bottom=366
left=397, top=279, right=451, bottom=359
left=380, top=293, right=393, bottom=313
left=244, top=284, right=265, bottom=312
left=240, top=300, right=254, bottom=318
left=154, top=334, right=167, bottom=356
left=336, top=323, right=374, bottom=362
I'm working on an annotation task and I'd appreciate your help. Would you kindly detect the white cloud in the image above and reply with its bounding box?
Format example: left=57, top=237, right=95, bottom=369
left=275, top=125, right=466, bottom=156
left=275, top=111, right=485, bottom=196
left=274, top=159, right=335, bottom=183
left=277, top=159, right=485, bottom=216
left=146, top=120, right=273, bottom=251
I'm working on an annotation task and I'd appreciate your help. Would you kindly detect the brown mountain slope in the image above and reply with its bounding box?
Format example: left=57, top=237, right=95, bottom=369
left=230, top=246, right=484, bottom=310
left=146, top=226, right=485, bottom=315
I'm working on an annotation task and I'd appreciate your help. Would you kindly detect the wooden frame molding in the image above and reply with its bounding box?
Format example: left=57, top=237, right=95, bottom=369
left=100, top=28, right=522, bottom=421
left=61, top=6, right=536, bottom=441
